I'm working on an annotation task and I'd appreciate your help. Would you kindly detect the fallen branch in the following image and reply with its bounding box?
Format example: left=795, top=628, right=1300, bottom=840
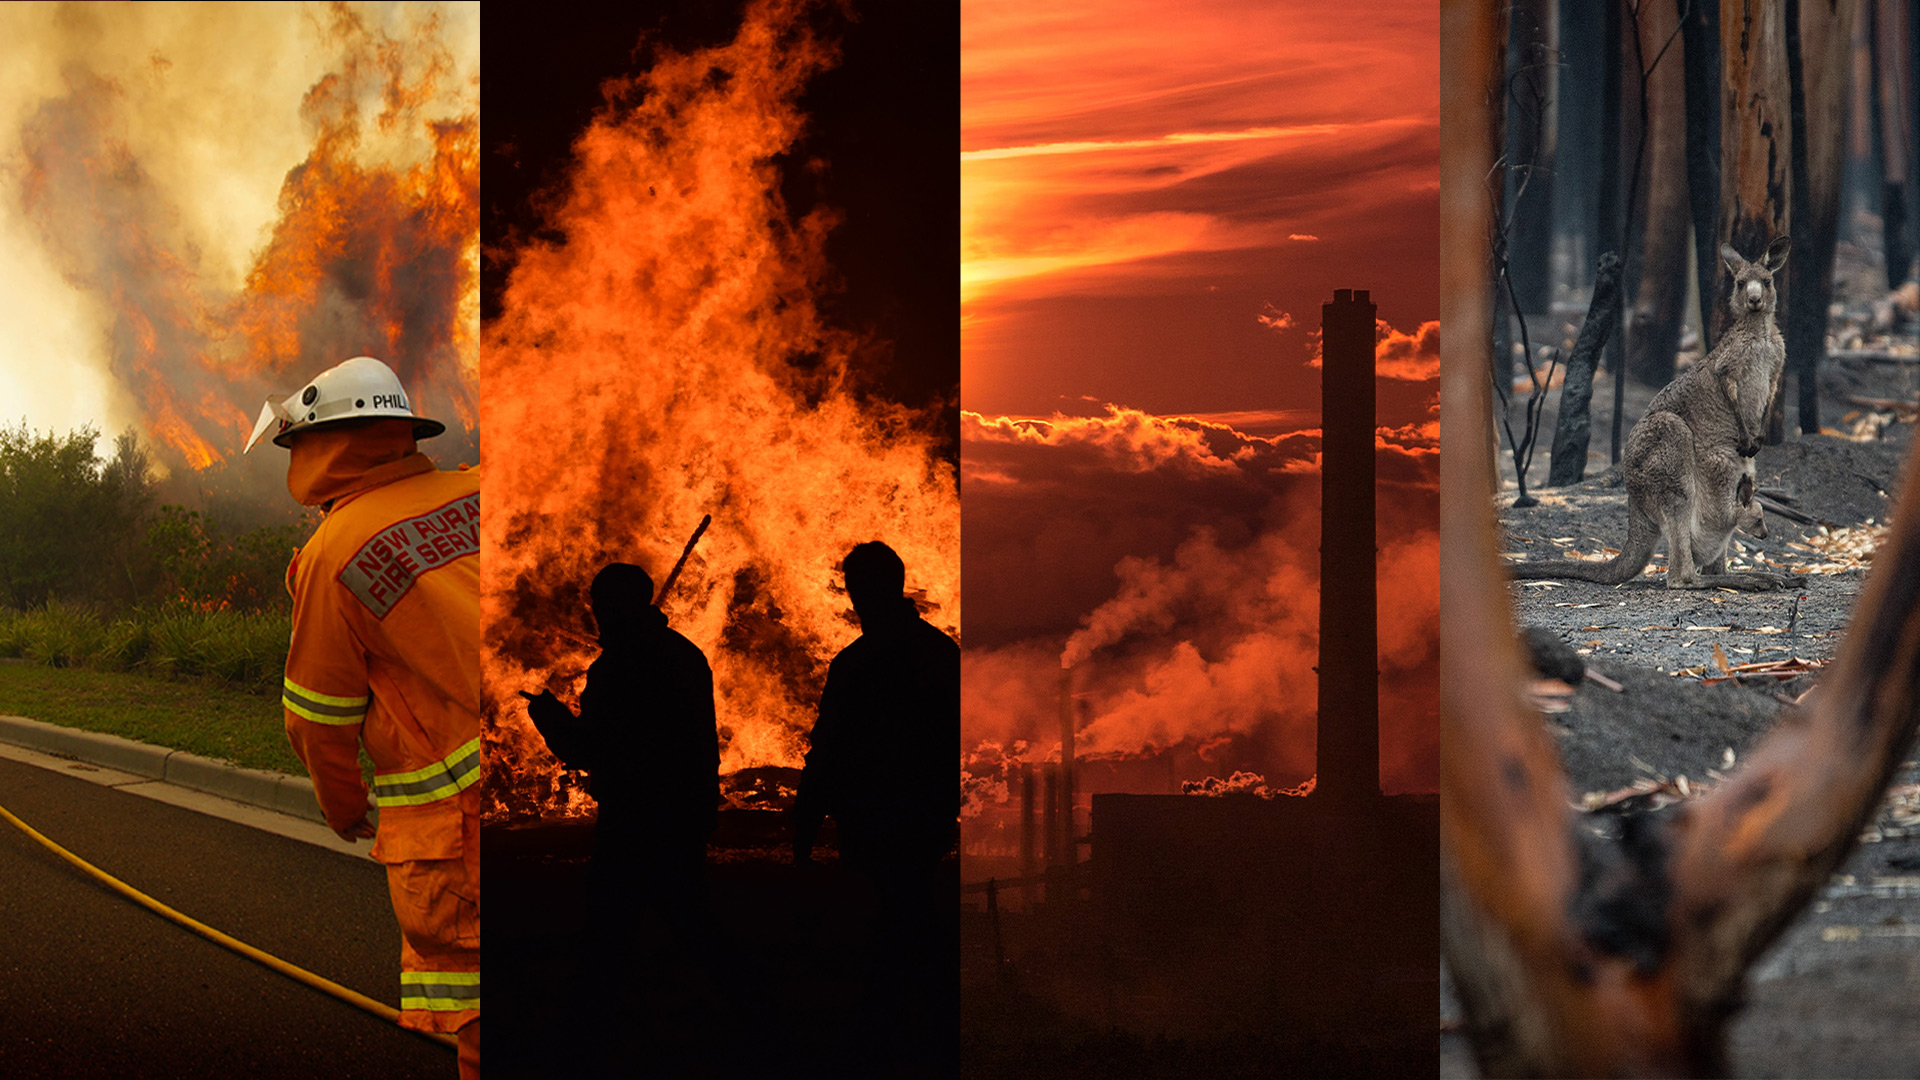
left=1756, top=494, right=1817, bottom=524
left=1847, top=395, right=1920, bottom=421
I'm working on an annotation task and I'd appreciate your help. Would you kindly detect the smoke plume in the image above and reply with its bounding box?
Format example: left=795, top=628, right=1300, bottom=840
left=1, top=2, right=478, bottom=477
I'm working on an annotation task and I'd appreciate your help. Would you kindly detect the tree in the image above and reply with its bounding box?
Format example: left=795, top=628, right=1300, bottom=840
left=1444, top=12, right=1920, bottom=1066
left=1505, top=0, right=1559, bottom=319
left=1681, top=0, right=1724, bottom=352
left=1786, top=0, right=1859, bottom=435
left=1716, top=1, right=1795, bottom=443
left=1625, top=0, right=1693, bottom=387
left=0, top=425, right=153, bottom=609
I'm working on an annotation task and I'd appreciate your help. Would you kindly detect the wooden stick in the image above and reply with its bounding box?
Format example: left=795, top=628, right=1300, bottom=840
left=655, top=514, right=712, bottom=604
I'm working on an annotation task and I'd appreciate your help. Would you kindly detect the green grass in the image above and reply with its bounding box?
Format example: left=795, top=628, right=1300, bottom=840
left=0, top=603, right=289, bottom=692
left=0, top=662, right=306, bottom=775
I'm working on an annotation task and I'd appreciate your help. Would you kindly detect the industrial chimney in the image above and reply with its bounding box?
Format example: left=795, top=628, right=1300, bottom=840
left=1316, top=288, right=1379, bottom=802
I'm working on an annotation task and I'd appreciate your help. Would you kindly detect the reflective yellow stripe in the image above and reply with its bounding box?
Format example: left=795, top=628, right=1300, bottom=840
left=378, top=737, right=482, bottom=786
left=400, top=970, right=480, bottom=1012
left=399, top=996, right=480, bottom=1012
left=402, top=971, right=479, bottom=985
left=282, top=678, right=369, bottom=708
left=283, top=696, right=363, bottom=726
left=372, top=737, right=483, bottom=807
left=282, top=677, right=369, bottom=726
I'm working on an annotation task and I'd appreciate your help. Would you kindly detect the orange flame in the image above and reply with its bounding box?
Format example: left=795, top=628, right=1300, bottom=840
left=16, top=6, right=477, bottom=472
left=482, top=0, right=960, bottom=822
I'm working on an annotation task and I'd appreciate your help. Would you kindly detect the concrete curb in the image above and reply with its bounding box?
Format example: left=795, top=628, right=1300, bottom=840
left=0, top=715, right=326, bottom=825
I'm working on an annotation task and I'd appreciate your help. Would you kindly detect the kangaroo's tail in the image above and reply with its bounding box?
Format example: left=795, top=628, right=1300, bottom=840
left=1509, top=503, right=1659, bottom=585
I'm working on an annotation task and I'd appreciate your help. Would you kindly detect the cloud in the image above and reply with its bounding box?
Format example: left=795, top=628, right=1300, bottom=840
left=961, top=123, right=1344, bottom=162
left=1289, top=233, right=1319, bottom=241
left=1256, top=303, right=1295, bottom=332
left=963, top=405, right=1319, bottom=480
left=1299, top=318, right=1442, bottom=387
left=960, top=0, right=1438, bottom=309
left=1375, top=318, right=1440, bottom=381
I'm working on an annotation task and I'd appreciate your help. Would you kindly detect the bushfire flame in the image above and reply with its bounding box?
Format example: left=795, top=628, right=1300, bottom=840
left=14, top=4, right=477, bottom=473
left=481, top=0, right=960, bottom=822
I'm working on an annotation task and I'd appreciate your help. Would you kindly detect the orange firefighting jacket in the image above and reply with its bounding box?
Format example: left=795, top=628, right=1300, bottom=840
left=281, top=447, right=481, bottom=1034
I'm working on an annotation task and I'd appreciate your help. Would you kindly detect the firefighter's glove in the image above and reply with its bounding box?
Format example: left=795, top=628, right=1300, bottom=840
left=334, top=814, right=377, bottom=842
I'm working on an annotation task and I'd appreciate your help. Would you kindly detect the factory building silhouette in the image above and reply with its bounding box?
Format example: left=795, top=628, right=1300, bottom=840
left=978, top=289, right=1437, bottom=1069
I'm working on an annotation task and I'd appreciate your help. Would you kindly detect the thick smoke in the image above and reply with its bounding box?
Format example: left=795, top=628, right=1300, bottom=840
left=962, top=375, right=1438, bottom=798
left=1, top=3, right=478, bottom=478
left=1064, top=510, right=1322, bottom=759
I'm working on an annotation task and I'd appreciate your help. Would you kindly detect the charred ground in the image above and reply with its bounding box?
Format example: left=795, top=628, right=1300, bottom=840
left=1444, top=254, right=1920, bottom=1077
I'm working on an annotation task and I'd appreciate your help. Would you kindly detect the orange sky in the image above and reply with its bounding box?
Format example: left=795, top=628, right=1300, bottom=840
left=961, top=0, right=1439, bottom=420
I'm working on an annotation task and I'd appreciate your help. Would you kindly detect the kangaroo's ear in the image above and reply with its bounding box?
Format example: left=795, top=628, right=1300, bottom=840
left=1737, top=472, right=1755, bottom=505
left=1764, top=235, right=1791, bottom=272
left=1721, top=243, right=1745, bottom=277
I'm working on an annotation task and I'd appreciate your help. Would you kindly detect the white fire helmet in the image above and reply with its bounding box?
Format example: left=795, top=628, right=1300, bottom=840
left=243, top=355, right=446, bottom=453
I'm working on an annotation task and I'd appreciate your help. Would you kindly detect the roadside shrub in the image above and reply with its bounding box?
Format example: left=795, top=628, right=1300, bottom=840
left=0, top=603, right=287, bottom=693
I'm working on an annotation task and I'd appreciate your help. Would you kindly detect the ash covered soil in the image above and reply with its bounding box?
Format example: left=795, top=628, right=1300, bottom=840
left=1443, top=252, right=1920, bottom=1078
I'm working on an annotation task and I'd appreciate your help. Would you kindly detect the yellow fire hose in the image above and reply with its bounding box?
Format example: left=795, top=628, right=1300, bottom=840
left=0, top=798, right=457, bottom=1051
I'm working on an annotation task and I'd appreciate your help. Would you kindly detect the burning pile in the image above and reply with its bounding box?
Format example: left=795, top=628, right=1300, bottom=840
left=14, top=4, right=477, bottom=476
left=481, top=0, right=959, bottom=822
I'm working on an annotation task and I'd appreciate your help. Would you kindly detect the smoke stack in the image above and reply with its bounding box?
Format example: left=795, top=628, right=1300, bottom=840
left=1020, top=763, right=1037, bottom=905
left=1317, top=288, right=1379, bottom=802
left=1059, top=663, right=1076, bottom=867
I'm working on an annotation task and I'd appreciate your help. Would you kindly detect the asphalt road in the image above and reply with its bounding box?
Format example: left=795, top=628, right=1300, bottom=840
left=0, top=755, right=454, bottom=1079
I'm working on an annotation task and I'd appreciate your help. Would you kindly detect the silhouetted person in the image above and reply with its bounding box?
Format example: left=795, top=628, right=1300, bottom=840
left=522, top=563, right=720, bottom=1071
left=792, top=541, right=960, bottom=1069
left=525, top=563, right=718, bottom=918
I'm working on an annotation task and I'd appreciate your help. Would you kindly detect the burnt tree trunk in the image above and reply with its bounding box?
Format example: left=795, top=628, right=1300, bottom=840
left=1718, top=0, right=1794, bottom=444
left=1558, top=3, right=1607, bottom=290
left=1506, top=0, right=1559, bottom=318
left=1628, top=0, right=1693, bottom=388
left=1870, top=0, right=1914, bottom=285
left=1681, top=0, right=1724, bottom=353
left=1788, top=0, right=1857, bottom=435
left=1490, top=1, right=1513, bottom=404
left=1601, top=0, right=1626, bottom=461
left=1848, top=5, right=1876, bottom=237
left=1549, top=253, right=1624, bottom=486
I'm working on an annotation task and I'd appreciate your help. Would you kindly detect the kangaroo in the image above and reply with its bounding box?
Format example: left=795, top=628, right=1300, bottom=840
left=1513, top=236, right=1795, bottom=590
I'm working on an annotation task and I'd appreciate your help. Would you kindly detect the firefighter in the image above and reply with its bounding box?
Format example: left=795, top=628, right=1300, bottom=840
left=245, top=355, right=480, bottom=1077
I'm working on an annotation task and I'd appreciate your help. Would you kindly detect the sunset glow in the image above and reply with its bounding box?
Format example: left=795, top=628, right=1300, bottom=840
left=961, top=2, right=1440, bottom=838
left=962, top=0, right=1439, bottom=418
